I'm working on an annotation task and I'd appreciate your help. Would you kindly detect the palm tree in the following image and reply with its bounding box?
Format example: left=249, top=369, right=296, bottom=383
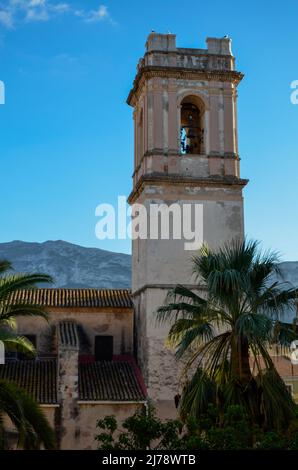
left=0, top=260, right=52, bottom=356
left=157, top=239, right=298, bottom=430
left=0, top=380, right=55, bottom=449
left=0, top=259, right=55, bottom=449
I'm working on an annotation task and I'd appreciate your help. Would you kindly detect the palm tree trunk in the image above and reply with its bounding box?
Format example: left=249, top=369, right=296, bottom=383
left=231, top=335, right=252, bottom=385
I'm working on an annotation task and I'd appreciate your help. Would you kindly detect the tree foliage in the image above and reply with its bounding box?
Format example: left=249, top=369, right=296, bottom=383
left=95, top=405, right=298, bottom=450
left=156, top=239, right=298, bottom=429
left=0, top=260, right=55, bottom=449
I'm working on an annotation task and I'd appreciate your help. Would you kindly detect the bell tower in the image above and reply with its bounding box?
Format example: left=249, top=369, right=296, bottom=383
left=127, top=33, right=248, bottom=416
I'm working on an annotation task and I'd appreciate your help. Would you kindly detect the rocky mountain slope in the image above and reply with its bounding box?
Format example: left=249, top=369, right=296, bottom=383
left=0, top=240, right=131, bottom=289
left=0, top=241, right=297, bottom=310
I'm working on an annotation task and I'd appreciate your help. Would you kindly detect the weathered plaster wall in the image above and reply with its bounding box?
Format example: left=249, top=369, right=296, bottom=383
left=57, top=344, right=79, bottom=450
left=75, top=403, right=144, bottom=450
left=3, top=401, right=144, bottom=450
left=132, top=184, right=244, bottom=292
left=16, top=308, right=134, bottom=356
left=134, top=288, right=181, bottom=412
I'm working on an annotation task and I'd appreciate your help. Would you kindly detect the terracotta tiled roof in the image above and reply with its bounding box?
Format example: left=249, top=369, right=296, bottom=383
left=251, top=355, right=298, bottom=378
left=0, top=359, right=145, bottom=404
left=8, top=288, right=133, bottom=309
left=58, top=321, right=79, bottom=348
left=0, top=359, right=57, bottom=404
left=79, top=361, right=146, bottom=402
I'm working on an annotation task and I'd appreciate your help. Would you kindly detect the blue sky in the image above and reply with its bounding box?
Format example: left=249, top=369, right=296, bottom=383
left=0, top=0, right=297, bottom=260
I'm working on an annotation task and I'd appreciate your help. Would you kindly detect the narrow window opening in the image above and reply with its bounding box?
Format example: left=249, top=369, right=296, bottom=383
left=180, top=99, right=204, bottom=154
left=95, top=335, right=113, bottom=361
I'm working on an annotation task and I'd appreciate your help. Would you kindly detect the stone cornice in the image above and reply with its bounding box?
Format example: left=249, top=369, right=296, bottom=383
left=131, top=151, right=241, bottom=179
left=128, top=173, right=249, bottom=204
left=127, top=66, right=244, bottom=106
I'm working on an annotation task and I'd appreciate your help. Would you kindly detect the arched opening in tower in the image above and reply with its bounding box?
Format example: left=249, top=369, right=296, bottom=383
left=180, top=97, right=204, bottom=155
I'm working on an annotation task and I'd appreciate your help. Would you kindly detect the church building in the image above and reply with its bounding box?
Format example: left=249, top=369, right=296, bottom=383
left=3, top=33, right=293, bottom=449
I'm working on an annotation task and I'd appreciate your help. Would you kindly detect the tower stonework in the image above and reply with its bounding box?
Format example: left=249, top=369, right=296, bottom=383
left=127, top=33, right=248, bottom=417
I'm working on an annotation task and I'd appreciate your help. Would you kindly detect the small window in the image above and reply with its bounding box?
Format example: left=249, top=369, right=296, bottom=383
left=286, top=384, right=293, bottom=396
left=18, top=335, right=37, bottom=361
left=95, top=336, right=113, bottom=361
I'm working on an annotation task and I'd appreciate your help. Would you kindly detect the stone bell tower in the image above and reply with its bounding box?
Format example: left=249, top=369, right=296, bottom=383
left=127, top=33, right=248, bottom=417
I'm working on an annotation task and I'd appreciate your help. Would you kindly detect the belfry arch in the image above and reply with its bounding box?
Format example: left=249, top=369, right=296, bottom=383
left=180, top=95, right=205, bottom=155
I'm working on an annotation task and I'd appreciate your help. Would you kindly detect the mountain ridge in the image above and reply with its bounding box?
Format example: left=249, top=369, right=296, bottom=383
left=0, top=241, right=297, bottom=295
left=0, top=240, right=131, bottom=289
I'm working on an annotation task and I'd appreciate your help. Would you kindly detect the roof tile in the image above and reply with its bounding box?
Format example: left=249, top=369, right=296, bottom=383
left=0, top=359, right=57, bottom=404
left=58, top=321, right=80, bottom=348
left=0, top=359, right=145, bottom=404
left=8, top=288, right=133, bottom=309
left=79, top=361, right=146, bottom=402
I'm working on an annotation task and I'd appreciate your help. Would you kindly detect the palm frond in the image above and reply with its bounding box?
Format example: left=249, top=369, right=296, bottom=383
left=0, top=380, right=55, bottom=449
left=261, top=286, right=298, bottom=319
left=170, top=320, right=214, bottom=359
left=166, top=284, right=206, bottom=304
left=156, top=301, right=206, bottom=325
left=0, top=273, right=53, bottom=301
left=0, top=330, right=36, bottom=356
left=179, top=368, right=216, bottom=421
left=272, top=321, right=298, bottom=348
left=235, top=313, right=273, bottom=344
left=198, top=332, right=232, bottom=381
left=256, top=368, right=296, bottom=429
left=0, top=304, right=49, bottom=322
